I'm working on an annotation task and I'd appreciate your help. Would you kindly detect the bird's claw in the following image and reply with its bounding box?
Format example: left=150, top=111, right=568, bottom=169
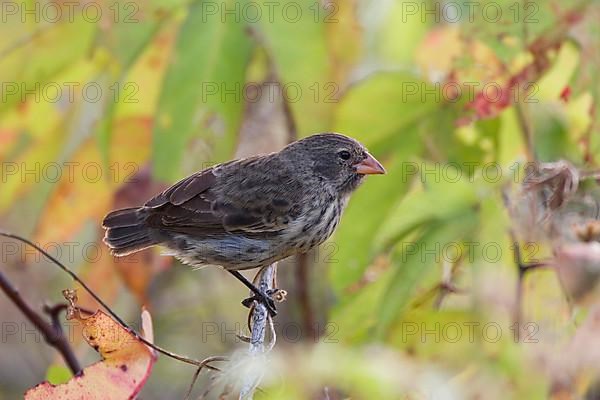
left=242, top=289, right=283, bottom=317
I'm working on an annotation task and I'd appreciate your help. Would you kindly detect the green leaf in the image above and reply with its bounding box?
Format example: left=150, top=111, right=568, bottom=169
left=375, top=0, right=430, bottom=65
left=255, top=0, right=332, bottom=135
left=152, top=0, right=252, bottom=181
left=531, top=103, right=580, bottom=163
left=375, top=207, right=479, bottom=337
left=0, top=16, right=96, bottom=114
left=387, top=309, right=484, bottom=359
left=474, top=193, right=513, bottom=271
left=98, top=2, right=166, bottom=68
left=328, top=269, right=394, bottom=343
left=373, top=171, right=480, bottom=253
left=95, top=2, right=169, bottom=167
left=334, top=73, right=438, bottom=152
left=497, top=107, right=526, bottom=167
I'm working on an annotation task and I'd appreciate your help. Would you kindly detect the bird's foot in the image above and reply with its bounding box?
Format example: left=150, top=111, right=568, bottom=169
left=242, top=288, right=287, bottom=317
left=242, top=292, right=276, bottom=316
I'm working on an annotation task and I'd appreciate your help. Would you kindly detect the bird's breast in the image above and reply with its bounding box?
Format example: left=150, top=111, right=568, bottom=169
left=285, top=196, right=346, bottom=252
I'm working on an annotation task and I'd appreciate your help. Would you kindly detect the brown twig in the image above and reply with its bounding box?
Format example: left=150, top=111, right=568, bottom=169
left=0, top=270, right=82, bottom=374
left=42, top=303, right=95, bottom=338
left=183, top=365, right=204, bottom=400
left=433, top=259, right=465, bottom=310
left=501, top=188, right=553, bottom=341
left=295, top=253, right=316, bottom=338
left=507, top=228, right=551, bottom=341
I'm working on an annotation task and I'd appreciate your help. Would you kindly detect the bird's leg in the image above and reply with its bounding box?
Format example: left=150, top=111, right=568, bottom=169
left=228, top=270, right=278, bottom=316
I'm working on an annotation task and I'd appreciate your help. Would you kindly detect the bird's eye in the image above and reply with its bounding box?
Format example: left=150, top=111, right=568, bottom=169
left=338, top=150, right=351, bottom=160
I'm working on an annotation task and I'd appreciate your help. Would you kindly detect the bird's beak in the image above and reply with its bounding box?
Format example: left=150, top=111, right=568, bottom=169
left=355, top=152, right=386, bottom=175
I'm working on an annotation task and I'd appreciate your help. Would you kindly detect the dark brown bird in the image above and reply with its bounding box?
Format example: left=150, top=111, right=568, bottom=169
left=102, top=133, right=385, bottom=313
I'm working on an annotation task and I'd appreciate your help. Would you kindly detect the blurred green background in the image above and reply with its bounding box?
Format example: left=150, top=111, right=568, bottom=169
left=1, top=0, right=599, bottom=398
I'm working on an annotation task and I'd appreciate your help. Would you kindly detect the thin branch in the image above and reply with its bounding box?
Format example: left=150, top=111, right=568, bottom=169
left=0, top=231, right=225, bottom=370
left=239, top=263, right=278, bottom=399
left=433, top=255, right=466, bottom=310
left=295, top=253, right=316, bottom=338
left=42, top=302, right=95, bottom=343
left=0, top=269, right=81, bottom=374
left=408, top=258, right=466, bottom=311
left=507, top=228, right=552, bottom=341
left=183, top=365, right=204, bottom=400
left=501, top=189, right=553, bottom=341
left=509, top=228, right=526, bottom=341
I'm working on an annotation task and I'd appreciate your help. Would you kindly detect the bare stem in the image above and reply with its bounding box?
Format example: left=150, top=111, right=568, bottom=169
left=295, top=253, right=316, bottom=338
left=508, top=229, right=551, bottom=341
left=239, top=263, right=278, bottom=399
left=0, top=269, right=81, bottom=374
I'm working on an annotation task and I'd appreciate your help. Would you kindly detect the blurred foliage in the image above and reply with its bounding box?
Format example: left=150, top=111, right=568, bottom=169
left=1, top=0, right=600, bottom=398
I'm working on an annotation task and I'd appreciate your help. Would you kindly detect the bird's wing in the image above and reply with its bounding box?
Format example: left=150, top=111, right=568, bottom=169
left=145, top=167, right=218, bottom=208
left=143, top=161, right=298, bottom=238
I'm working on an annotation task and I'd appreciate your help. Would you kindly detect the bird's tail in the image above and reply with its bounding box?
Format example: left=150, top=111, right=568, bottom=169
left=102, top=207, right=158, bottom=256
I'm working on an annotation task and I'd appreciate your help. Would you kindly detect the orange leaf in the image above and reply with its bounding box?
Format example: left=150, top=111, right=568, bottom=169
left=25, top=306, right=156, bottom=400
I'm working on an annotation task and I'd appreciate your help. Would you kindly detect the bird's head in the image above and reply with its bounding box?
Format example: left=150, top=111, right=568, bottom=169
left=281, top=133, right=386, bottom=195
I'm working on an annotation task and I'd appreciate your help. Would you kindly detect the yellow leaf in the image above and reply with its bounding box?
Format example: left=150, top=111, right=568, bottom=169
left=25, top=307, right=156, bottom=400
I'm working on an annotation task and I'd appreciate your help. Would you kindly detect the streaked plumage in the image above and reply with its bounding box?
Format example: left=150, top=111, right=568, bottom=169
left=102, top=133, right=385, bottom=270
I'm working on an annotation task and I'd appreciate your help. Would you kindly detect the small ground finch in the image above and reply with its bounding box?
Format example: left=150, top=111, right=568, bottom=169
left=103, top=133, right=385, bottom=313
